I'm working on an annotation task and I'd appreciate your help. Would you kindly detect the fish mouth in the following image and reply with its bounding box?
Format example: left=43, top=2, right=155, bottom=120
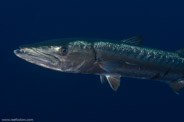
left=14, top=48, right=60, bottom=70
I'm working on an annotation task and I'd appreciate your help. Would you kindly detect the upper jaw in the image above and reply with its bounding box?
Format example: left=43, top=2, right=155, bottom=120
left=14, top=48, right=41, bottom=60
left=14, top=48, right=26, bottom=57
left=13, top=47, right=60, bottom=68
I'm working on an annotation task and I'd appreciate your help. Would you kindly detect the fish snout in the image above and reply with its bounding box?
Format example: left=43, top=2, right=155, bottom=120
left=14, top=48, right=25, bottom=54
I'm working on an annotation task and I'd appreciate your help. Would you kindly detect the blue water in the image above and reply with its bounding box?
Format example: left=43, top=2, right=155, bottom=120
left=1, top=0, right=184, bottom=122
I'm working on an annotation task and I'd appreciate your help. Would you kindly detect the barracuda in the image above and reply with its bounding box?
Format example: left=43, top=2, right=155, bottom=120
left=14, top=36, right=184, bottom=93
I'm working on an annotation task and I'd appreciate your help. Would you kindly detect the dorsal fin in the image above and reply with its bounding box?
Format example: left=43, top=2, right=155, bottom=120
left=176, top=48, right=184, bottom=58
left=121, top=35, right=142, bottom=46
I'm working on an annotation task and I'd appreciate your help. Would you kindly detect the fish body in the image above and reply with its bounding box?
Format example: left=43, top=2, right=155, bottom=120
left=14, top=36, right=184, bottom=93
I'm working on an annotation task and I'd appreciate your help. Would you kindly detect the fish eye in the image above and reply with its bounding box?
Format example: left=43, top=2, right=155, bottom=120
left=60, top=47, right=68, bottom=56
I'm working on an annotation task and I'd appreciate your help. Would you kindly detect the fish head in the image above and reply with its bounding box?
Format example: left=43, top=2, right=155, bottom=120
left=14, top=39, right=96, bottom=73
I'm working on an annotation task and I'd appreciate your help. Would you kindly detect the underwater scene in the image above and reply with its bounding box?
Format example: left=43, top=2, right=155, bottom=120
left=1, top=0, right=184, bottom=122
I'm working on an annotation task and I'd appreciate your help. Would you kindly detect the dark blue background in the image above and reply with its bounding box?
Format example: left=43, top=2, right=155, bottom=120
left=1, top=0, right=184, bottom=122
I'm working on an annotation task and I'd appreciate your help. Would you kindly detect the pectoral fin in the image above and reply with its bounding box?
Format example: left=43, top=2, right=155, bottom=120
left=100, top=75, right=121, bottom=91
left=99, top=60, right=122, bottom=73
